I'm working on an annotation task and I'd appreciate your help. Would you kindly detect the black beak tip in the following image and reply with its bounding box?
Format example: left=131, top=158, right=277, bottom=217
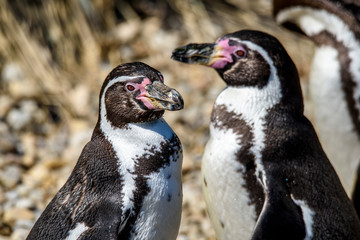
left=172, top=93, right=184, bottom=111
left=178, top=97, right=184, bottom=110
left=170, top=52, right=177, bottom=60
left=171, top=45, right=194, bottom=62
left=171, top=50, right=184, bottom=62
left=171, top=103, right=184, bottom=111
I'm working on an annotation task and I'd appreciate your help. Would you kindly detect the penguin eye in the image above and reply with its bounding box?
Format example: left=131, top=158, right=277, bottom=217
left=235, top=50, right=246, bottom=57
left=125, top=83, right=136, bottom=92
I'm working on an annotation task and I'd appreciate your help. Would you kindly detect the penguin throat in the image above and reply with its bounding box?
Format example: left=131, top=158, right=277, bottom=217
left=104, top=108, right=164, bottom=129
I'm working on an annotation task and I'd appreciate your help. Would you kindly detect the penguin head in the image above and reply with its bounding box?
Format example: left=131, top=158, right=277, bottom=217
left=172, top=30, right=303, bottom=111
left=99, top=62, right=183, bottom=127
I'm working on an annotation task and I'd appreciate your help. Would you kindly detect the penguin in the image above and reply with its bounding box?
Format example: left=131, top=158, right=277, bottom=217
left=273, top=0, right=360, bottom=199
left=172, top=30, right=360, bottom=239
left=26, top=62, right=184, bottom=240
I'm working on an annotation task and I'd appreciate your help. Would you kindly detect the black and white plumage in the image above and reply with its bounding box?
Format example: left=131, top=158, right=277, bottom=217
left=172, top=30, right=360, bottom=239
left=273, top=0, right=360, bottom=199
left=26, top=62, right=184, bottom=240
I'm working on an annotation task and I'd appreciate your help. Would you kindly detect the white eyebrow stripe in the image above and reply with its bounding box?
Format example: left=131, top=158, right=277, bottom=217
left=108, top=75, right=145, bottom=83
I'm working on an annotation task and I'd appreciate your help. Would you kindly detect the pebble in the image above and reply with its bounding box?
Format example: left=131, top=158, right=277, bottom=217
left=0, top=236, right=11, bottom=240
left=182, top=151, right=194, bottom=174
left=0, top=122, right=18, bottom=154
left=47, top=126, right=70, bottom=156
left=0, top=187, right=5, bottom=203
left=14, top=185, right=30, bottom=198
left=15, top=198, right=35, bottom=210
left=177, top=235, right=190, bottom=240
left=6, top=100, right=38, bottom=131
left=118, top=46, right=132, bottom=60
left=10, top=228, right=29, bottom=240
left=13, top=219, right=33, bottom=230
left=19, top=133, right=37, bottom=167
left=2, top=63, right=39, bottom=98
left=28, top=189, right=44, bottom=204
left=3, top=207, right=34, bottom=225
left=3, top=190, right=19, bottom=213
left=62, top=120, right=92, bottom=161
left=147, top=28, right=179, bottom=53
left=4, top=190, right=19, bottom=202
left=1, top=63, right=25, bottom=83
left=0, top=165, right=22, bottom=189
left=22, top=164, right=49, bottom=189
left=0, top=95, right=14, bottom=117
left=8, top=81, right=39, bottom=99
left=115, top=20, right=140, bottom=43
left=69, top=84, right=91, bottom=117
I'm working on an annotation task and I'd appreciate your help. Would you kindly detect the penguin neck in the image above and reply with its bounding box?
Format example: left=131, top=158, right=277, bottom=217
left=213, top=65, right=302, bottom=122
left=215, top=85, right=279, bottom=121
left=97, top=116, right=174, bottom=143
left=98, top=88, right=170, bottom=140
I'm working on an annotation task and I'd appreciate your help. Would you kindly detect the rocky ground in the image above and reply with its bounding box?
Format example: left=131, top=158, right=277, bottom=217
left=0, top=1, right=314, bottom=239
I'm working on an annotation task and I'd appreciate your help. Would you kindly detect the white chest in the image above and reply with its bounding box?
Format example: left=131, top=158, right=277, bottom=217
left=202, top=124, right=257, bottom=240
left=101, top=118, right=182, bottom=240
left=133, top=151, right=183, bottom=240
left=201, top=82, right=282, bottom=239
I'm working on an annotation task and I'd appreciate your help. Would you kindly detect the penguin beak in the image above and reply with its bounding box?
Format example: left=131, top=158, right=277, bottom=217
left=171, top=43, right=224, bottom=67
left=138, top=81, right=184, bottom=111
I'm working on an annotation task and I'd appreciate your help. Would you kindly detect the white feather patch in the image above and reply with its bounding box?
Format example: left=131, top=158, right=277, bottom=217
left=133, top=148, right=182, bottom=240
left=65, top=222, right=89, bottom=240
left=202, top=125, right=257, bottom=239
left=291, top=196, right=315, bottom=240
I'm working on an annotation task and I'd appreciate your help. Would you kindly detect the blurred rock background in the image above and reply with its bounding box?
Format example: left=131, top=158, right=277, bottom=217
left=0, top=0, right=314, bottom=239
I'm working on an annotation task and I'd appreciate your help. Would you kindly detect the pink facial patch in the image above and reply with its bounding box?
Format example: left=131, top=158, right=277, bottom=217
left=135, top=78, right=157, bottom=110
left=211, top=38, right=244, bottom=69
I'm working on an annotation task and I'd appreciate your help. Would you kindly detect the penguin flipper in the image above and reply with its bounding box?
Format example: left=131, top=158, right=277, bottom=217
left=251, top=195, right=306, bottom=240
